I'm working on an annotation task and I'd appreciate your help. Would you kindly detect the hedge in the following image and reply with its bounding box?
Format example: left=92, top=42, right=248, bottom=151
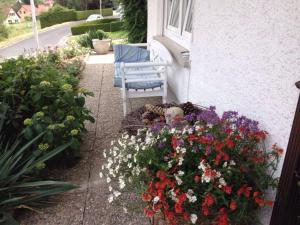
left=40, top=10, right=76, bottom=29
left=40, top=8, right=113, bottom=29
left=71, top=20, right=123, bottom=35
left=76, top=8, right=113, bottom=20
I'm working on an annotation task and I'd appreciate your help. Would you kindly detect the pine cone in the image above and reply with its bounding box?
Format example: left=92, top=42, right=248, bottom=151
left=145, top=104, right=165, bottom=116
left=181, top=102, right=197, bottom=115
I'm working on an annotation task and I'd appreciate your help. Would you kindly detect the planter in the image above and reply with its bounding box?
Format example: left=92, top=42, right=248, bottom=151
left=92, top=39, right=111, bottom=55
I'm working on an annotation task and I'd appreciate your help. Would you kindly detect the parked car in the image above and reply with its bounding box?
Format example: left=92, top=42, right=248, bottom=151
left=86, top=14, right=103, bottom=22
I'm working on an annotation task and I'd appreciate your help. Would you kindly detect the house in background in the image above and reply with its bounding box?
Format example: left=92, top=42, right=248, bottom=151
left=147, top=0, right=300, bottom=224
left=4, top=8, right=21, bottom=24
left=4, top=0, right=53, bottom=24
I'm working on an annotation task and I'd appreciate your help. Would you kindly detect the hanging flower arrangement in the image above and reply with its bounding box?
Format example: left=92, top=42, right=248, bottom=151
left=100, top=107, right=282, bottom=225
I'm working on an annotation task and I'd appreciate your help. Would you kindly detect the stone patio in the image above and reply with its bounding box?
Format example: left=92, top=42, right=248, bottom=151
left=19, top=54, right=161, bottom=225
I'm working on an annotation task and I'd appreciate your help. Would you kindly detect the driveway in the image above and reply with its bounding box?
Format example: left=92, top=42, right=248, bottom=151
left=0, top=22, right=79, bottom=59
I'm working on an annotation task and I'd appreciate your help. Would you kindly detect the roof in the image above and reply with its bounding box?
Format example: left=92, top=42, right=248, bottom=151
left=12, top=1, right=22, bottom=12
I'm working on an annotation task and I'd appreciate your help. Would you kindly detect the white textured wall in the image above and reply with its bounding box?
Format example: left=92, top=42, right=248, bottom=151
left=147, top=0, right=190, bottom=102
left=188, top=1, right=300, bottom=223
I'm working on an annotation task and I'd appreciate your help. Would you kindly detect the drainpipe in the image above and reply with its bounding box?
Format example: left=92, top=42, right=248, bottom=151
left=30, top=0, right=39, bottom=49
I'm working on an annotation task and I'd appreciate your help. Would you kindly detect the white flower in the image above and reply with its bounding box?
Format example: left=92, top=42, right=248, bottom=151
left=230, top=160, right=236, bottom=166
left=189, top=196, right=197, bottom=203
left=109, top=186, right=113, bottom=192
left=175, top=175, right=183, bottom=185
left=177, top=170, right=185, bottom=176
left=190, top=214, right=198, bottom=224
left=99, top=172, right=103, bottom=178
left=180, top=148, right=186, bottom=154
left=106, top=177, right=111, bottom=183
left=108, top=195, right=114, bottom=203
left=113, top=191, right=121, bottom=197
left=103, top=152, right=107, bottom=158
left=119, top=181, right=126, bottom=189
left=178, top=156, right=184, bottom=166
left=128, top=163, right=132, bottom=168
left=223, top=162, right=228, bottom=168
left=219, top=177, right=227, bottom=186
left=123, top=207, right=128, bottom=213
left=153, top=196, right=160, bottom=204
left=207, top=124, right=213, bottom=129
left=188, top=128, right=194, bottom=134
left=127, top=154, right=132, bottom=159
left=168, top=161, right=173, bottom=168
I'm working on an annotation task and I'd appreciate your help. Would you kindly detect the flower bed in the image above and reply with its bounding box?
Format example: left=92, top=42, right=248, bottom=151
left=101, top=107, right=282, bottom=225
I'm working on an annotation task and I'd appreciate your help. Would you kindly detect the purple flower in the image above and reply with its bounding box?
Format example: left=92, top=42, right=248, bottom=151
left=197, top=107, right=220, bottom=125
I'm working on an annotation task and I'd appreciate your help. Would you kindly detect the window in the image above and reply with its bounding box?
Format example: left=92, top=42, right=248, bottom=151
left=164, top=0, right=194, bottom=48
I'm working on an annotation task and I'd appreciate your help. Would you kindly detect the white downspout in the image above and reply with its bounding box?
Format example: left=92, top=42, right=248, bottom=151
left=30, top=0, right=39, bottom=49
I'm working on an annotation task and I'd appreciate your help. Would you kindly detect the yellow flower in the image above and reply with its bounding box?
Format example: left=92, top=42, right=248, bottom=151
left=66, top=115, right=75, bottom=121
left=35, top=162, right=46, bottom=170
left=38, top=143, right=49, bottom=151
left=40, top=81, right=51, bottom=87
left=62, top=84, right=73, bottom=91
left=35, top=111, right=44, bottom=118
left=24, top=118, right=33, bottom=126
left=70, top=129, right=79, bottom=136
left=47, top=124, right=56, bottom=130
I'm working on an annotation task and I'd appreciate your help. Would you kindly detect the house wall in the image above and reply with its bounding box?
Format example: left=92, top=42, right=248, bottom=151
left=188, top=1, right=300, bottom=223
left=147, top=0, right=190, bottom=103
left=4, top=9, right=21, bottom=24
left=148, top=0, right=300, bottom=223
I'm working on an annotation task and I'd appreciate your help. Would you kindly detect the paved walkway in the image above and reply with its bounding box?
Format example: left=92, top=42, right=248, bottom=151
left=20, top=55, right=161, bottom=225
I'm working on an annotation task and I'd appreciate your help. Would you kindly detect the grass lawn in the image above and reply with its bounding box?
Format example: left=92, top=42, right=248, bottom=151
left=0, top=21, right=41, bottom=47
left=107, top=30, right=128, bottom=39
left=6, top=21, right=41, bottom=39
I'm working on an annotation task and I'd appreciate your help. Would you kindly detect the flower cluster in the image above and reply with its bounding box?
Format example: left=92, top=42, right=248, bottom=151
left=100, top=107, right=282, bottom=225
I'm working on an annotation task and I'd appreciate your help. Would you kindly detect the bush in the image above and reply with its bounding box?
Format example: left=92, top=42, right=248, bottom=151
left=71, top=19, right=123, bottom=35
left=101, top=108, right=282, bottom=225
left=76, top=8, right=113, bottom=20
left=120, top=0, right=147, bottom=43
left=0, top=48, right=94, bottom=161
left=0, top=106, right=76, bottom=224
left=40, top=5, right=76, bottom=28
left=77, top=30, right=109, bottom=48
left=0, top=24, right=9, bottom=41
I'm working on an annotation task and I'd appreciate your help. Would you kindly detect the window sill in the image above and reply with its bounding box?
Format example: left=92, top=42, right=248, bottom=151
left=153, top=36, right=190, bottom=68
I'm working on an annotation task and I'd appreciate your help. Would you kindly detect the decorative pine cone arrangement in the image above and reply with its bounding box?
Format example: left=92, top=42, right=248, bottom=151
left=180, top=101, right=199, bottom=115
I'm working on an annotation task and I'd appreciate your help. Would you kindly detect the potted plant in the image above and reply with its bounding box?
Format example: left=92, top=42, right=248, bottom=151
left=101, top=107, right=282, bottom=225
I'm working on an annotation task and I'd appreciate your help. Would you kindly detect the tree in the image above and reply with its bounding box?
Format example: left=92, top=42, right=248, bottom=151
left=22, top=0, right=43, bottom=5
left=119, top=0, right=147, bottom=43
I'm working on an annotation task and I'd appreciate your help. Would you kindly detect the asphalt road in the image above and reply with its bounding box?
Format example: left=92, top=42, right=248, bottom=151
left=0, top=22, right=77, bottom=59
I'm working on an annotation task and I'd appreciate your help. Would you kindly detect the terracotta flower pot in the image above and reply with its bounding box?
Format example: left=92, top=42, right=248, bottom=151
left=92, top=39, right=111, bottom=55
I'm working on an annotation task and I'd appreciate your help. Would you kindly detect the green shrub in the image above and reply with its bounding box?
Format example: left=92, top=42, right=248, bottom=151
left=77, top=30, right=109, bottom=48
left=76, top=8, right=113, bottom=20
left=71, top=20, right=123, bottom=35
left=120, top=0, right=147, bottom=43
left=0, top=106, right=76, bottom=224
left=0, top=49, right=94, bottom=160
left=40, top=5, right=76, bottom=28
left=0, top=24, right=9, bottom=41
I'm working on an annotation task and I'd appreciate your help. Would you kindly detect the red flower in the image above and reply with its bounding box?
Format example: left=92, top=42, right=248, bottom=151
left=229, top=200, right=236, bottom=211
left=203, top=193, right=214, bottom=206
left=226, top=138, right=234, bottom=149
left=254, top=197, right=265, bottom=207
left=165, top=211, right=174, bottom=221
left=178, top=193, right=187, bottom=203
left=265, top=200, right=273, bottom=207
left=188, top=134, right=197, bottom=142
left=237, top=185, right=251, bottom=198
left=144, top=207, right=155, bottom=218
left=172, top=136, right=177, bottom=150
left=202, top=205, right=209, bottom=216
left=183, top=212, right=189, bottom=221
left=175, top=202, right=183, bottom=214
left=216, top=208, right=228, bottom=225
left=223, top=185, right=232, bottom=195
left=153, top=203, right=163, bottom=211
left=141, top=192, right=152, bottom=202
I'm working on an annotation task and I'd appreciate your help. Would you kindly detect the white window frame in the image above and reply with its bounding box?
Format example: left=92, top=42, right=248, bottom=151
left=164, top=0, right=193, bottom=49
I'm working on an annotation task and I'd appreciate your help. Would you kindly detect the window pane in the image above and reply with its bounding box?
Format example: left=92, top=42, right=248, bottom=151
left=185, top=0, right=193, bottom=33
left=169, top=0, right=180, bottom=28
